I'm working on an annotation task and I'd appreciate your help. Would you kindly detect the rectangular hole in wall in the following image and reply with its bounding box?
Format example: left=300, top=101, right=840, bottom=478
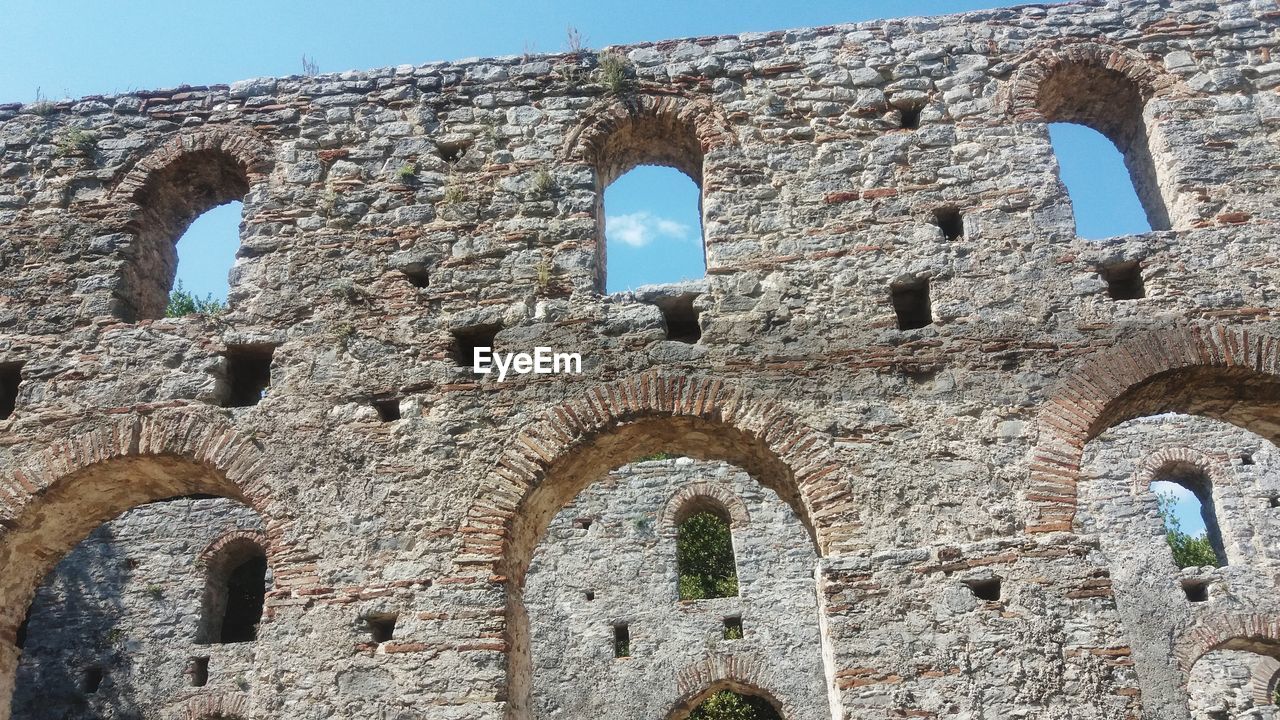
left=83, top=667, right=104, bottom=694
left=1182, top=579, right=1209, bottom=603
left=190, top=657, right=209, bottom=687
left=933, top=207, right=963, bottom=241
left=367, top=613, right=397, bottom=643
left=723, top=616, right=743, bottom=640
left=1100, top=261, right=1145, bottom=300
left=585, top=590, right=595, bottom=602
left=613, top=624, right=630, bottom=658
left=890, top=277, right=932, bottom=331
left=451, top=324, right=500, bottom=367
left=222, top=344, right=275, bottom=408
left=372, top=398, right=401, bottom=422
left=1241, top=453, right=1255, bottom=466
left=400, top=266, right=430, bottom=289
left=655, top=295, right=701, bottom=344
left=0, top=362, right=23, bottom=420
left=573, top=517, right=592, bottom=531
left=899, top=104, right=922, bottom=130
left=963, top=577, right=1002, bottom=602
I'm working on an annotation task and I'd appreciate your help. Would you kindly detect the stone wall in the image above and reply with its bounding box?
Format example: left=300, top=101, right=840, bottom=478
left=0, top=0, right=1279, bottom=718
left=525, top=458, right=825, bottom=719
left=13, top=498, right=264, bottom=720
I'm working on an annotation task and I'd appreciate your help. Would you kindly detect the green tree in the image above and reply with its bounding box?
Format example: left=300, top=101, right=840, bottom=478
left=1156, top=491, right=1218, bottom=568
left=677, top=510, right=738, bottom=600
left=165, top=280, right=225, bottom=318
left=689, top=691, right=782, bottom=720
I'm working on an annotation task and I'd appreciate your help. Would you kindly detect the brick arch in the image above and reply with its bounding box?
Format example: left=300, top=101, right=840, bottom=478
left=1250, top=655, right=1280, bottom=707
left=104, top=126, right=273, bottom=321
left=456, top=372, right=853, bottom=719
left=562, top=92, right=735, bottom=187
left=165, top=691, right=253, bottom=720
left=1002, top=40, right=1186, bottom=123
left=1174, top=613, right=1280, bottom=672
left=199, top=529, right=270, bottom=567
left=1028, top=324, right=1280, bottom=533
left=1132, top=446, right=1232, bottom=496
left=666, top=655, right=792, bottom=720
left=0, top=409, right=294, bottom=720
left=111, top=126, right=273, bottom=201
left=658, top=480, right=751, bottom=536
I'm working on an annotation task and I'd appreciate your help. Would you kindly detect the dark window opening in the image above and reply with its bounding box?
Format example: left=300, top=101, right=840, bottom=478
left=613, top=624, right=630, bottom=658
left=891, top=277, right=932, bottom=331
left=0, top=362, right=22, bottom=420
left=1182, top=579, right=1209, bottom=603
left=655, top=294, right=701, bottom=344
left=222, top=344, right=275, bottom=408
left=573, top=517, right=592, bottom=531
left=723, top=616, right=743, bottom=640
left=1270, top=497, right=1280, bottom=509
left=677, top=506, right=738, bottom=601
left=219, top=555, right=267, bottom=643
left=1100, top=261, right=1145, bottom=300
left=585, top=590, right=595, bottom=602
left=372, top=398, right=401, bottom=422
left=963, top=577, right=1002, bottom=602
left=934, top=207, right=964, bottom=241
left=190, top=657, right=209, bottom=687
left=899, top=105, right=922, bottom=130
left=367, top=614, right=397, bottom=643
left=83, top=668, right=104, bottom=694
left=451, top=324, right=500, bottom=367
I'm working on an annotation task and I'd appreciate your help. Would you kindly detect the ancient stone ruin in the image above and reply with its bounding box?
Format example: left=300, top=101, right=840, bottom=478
left=1, top=0, right=1279, bottom=717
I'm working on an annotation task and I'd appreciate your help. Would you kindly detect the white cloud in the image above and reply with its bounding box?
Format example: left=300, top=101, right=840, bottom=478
left=606, top=211, right=692, bottom=248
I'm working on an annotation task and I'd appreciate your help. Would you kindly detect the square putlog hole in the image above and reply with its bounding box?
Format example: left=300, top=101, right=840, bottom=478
left=189, top=657, right=209, bottom=687
left=372, top=398, right=401, bottom=422
left=1182, top=580, right=1209, bottom=603
left=655, top=294, right=701, bottom=344
left=222, top=345, right=275, bottom=408
left=890, top=277, right=932, bottom=331
left=963, top=577, right=1001, bottom=602
left=1100, top=261, right=1145, bottom=300
left=451, top=324, right=500, bottom=367
left=933, top=207, right=964, bottom=241
left=367, top=614, right=397, bottom=643
left=722, top=616, right=743, bottom=640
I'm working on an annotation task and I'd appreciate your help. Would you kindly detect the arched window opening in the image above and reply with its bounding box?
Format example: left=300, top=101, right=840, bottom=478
left=121, top=149, right=249, bottom=321
left=1150, top=464, right=1226, bottom=568
left=604, top=165, right=704, bottom=293
left=676, top=502, right=738, bottom=601
left=198, top=535, right=270, bottom=645
left=1038, top=62, right=1171, bottom=234
left=1049, top=124, right=1153, bottom=238
left=166, top=200, right=241, bottom=318
left=688, top=690, right=783, bottom=720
